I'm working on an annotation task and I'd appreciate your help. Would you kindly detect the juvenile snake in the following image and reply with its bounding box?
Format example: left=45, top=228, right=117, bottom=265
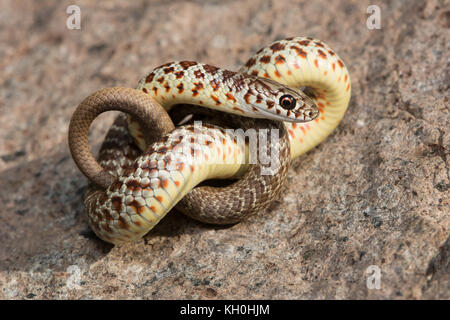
left=69, top=37, right=351, bottom=244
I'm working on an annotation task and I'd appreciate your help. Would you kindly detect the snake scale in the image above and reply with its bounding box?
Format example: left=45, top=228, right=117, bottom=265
left=68, top=37, right=351, bottom=244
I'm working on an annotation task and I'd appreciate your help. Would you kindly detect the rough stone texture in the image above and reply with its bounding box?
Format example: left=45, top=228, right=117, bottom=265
left=0, top=0, right=448, bottom=299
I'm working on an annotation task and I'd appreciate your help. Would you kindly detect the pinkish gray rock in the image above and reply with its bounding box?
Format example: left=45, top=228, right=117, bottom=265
left=0, top=0, right=448, bottom=299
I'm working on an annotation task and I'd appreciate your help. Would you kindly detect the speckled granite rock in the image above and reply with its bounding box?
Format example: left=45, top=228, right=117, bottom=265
left=0, top=0, right=448, bottom=299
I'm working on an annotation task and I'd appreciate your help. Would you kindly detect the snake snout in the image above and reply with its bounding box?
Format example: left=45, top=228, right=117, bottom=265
left=305, top=108, right=319, bottom=121
left=288, top=97, right=319, bottom=122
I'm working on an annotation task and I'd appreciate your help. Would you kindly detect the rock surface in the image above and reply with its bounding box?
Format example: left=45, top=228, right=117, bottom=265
left=0, top=0, right=448, bottom=299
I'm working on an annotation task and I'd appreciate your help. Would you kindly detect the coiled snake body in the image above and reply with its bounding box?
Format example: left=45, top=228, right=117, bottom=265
left=69, top=37, right=351, bottom=244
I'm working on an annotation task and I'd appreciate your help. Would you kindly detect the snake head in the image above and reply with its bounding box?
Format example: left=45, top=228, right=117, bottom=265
left=246, top=77, right=319, bottom=123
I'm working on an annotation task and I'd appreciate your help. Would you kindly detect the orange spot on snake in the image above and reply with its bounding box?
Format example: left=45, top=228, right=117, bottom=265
left=180, top=61, right=197, bottom=70
left=244, top=92, right=251, bottom=104
left=194, top=82, right=204, bottom=91
left=256, top=94, right=263, bottom=103
left=315, top=41, right=325, bottom=48
left=275, top=54, right=286, bottom=64
left=259, top=55, right=271, bottom=64
left=291, top=46, right=307, bottom=58
left=163, top=66, right=175, bottom=74
left=270, top=42, right=285, bottom=52
left=210, top=78, right=220, bottom=91
left=145, top=73, right=154, bottom=83
left=317, top=49, right=327, bottom=59
left=194, top=69, right=204, bottom=79
left=298, top=40, right=310, bottom=46
left=175, top=71, right=184, bottom=79
left=211, top=94, right=221, bottom=105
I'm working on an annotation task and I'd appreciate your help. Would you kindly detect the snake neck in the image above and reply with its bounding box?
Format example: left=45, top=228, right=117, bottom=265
left=240, top=36, right=351, bottom=159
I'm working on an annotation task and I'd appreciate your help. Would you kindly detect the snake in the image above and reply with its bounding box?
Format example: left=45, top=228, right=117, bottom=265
left=68, top=37, right=351, bottom=244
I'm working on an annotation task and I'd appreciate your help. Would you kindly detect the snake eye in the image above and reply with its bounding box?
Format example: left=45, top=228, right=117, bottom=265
left=279, top=94, right=296, bottom=110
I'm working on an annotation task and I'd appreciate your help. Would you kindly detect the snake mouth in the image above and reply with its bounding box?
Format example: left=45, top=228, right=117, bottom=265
left=254, top=104, right=319, bottom=123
